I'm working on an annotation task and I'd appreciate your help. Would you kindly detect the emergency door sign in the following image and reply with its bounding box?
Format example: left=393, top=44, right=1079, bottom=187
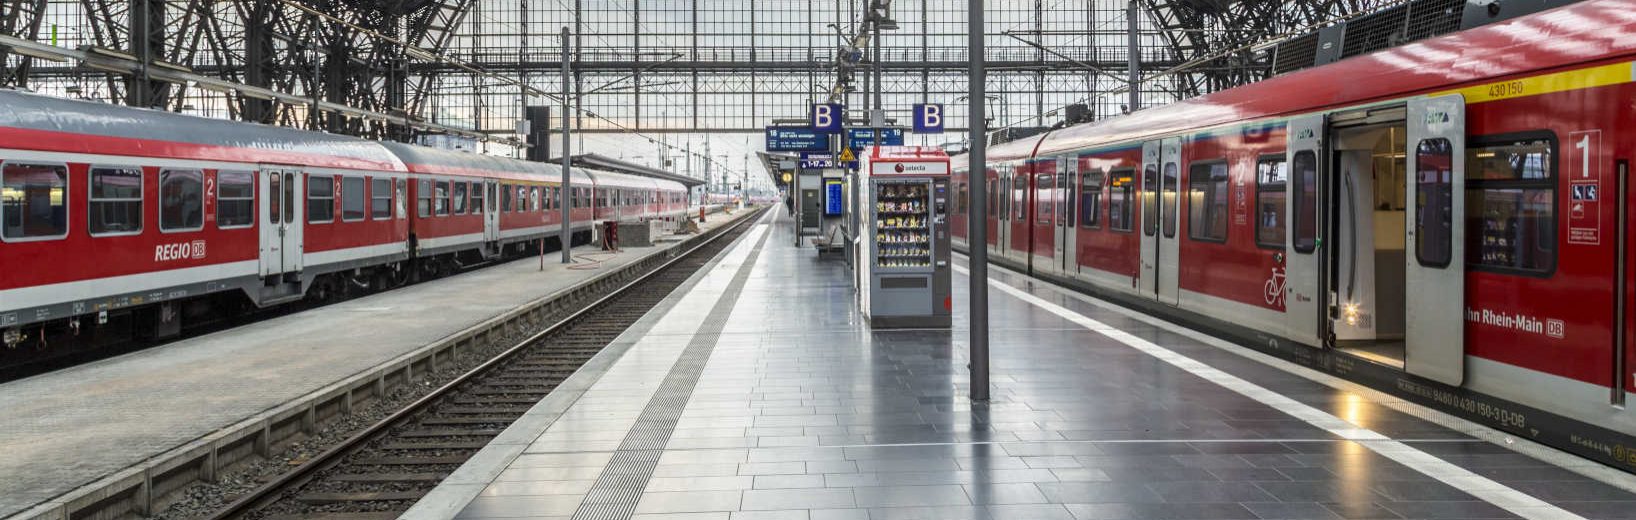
left=1568, top=129, right=1602, bottom=245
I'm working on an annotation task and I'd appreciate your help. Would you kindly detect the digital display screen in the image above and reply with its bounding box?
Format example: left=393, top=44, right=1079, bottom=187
left=824, top=181, right=844, bottom=215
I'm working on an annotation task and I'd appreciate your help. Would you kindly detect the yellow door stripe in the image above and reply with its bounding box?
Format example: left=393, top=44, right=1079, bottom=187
left=1431, top=61, right=1633, bottom=104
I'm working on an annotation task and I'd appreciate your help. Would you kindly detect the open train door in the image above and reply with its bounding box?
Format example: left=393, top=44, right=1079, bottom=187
left=1404, top=94, right=1466, bottom=386
left=1285, top=116, right=1325, bottom=348
left=1139, top=141, right=1161, bottom=298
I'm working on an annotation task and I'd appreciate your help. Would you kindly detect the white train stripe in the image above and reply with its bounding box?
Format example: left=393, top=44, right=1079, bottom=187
left=1, top=260, right=260, bottom=313
left=959, top=263, right=1589, bottom=520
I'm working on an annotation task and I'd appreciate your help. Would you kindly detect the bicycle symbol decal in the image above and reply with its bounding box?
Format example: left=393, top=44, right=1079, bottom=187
left=1264, top=266, right=1286, bottom=307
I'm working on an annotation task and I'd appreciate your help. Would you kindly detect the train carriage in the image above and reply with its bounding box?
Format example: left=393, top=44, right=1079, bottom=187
left=0, top=89, right=407, bottom=342
left=954, top=0, right=1636, bottom=467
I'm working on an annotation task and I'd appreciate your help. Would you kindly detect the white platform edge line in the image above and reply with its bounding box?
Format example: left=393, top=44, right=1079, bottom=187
left=959, top=257, right=1636, bottom=495
left=957, top=263, right=1587, bottom=520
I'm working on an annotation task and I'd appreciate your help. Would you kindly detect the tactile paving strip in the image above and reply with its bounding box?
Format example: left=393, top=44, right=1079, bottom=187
left=569, top=227, right=771, bottom=520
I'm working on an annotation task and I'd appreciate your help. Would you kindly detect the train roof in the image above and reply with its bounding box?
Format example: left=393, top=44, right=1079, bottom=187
left=0, top=89, right=404, bottom=171
left=964, top=0, right=1636, bottom=163
left=379, top=141, right=593, bottom=184
left=583, top=168, right=688, bottom=192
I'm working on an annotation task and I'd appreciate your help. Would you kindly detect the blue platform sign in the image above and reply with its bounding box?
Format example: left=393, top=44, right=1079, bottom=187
left=811, top=103, right=844, bottom=133
left=912, top=103, right=944, bottom=134
left=799, top=152, right=836, bottom=169
left=847, top=128, right=904, bottom=151
left=824, top=180, right=845, bottom=215
left=765, top=127, right=828, bottom=152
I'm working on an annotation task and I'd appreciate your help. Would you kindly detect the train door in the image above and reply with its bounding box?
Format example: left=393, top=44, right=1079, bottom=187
left=1285, top=115, right=1326, bottom=348
left=483, top=179, right=500, bottom=243
left=1158, top=138, right=1182, bottom=305
left=1057, top=157, right=1075, bottom=273
left=1403, top=95, right=1466, bottom=386
left=1010, top=164, right=1033, bottom=268
left=259, top=168, right=302, bottom=278
left=987, top=168, right=1001, bottom=255
left=1031, top=161, right=1056, bottom=271
left=1140, top=141, right=1160, bottom=298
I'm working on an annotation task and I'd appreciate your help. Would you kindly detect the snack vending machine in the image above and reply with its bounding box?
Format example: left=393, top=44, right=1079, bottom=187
left=857, top=146, right=951, bottom=328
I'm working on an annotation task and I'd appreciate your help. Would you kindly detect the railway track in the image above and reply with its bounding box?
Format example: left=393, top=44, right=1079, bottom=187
left=204, top=208, right=766, bottom=520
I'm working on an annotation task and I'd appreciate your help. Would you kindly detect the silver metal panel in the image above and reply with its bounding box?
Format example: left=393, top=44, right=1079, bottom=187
left=1139, top=141, right=1160, bottom=298
left=1159, top=137, right=1183, bottom=306
left=1404, top=94, right=1467, bottom=386
left=1286, top=115, right=1325, bottom=347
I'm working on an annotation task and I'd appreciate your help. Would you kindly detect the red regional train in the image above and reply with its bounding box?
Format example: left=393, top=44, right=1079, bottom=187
left=0, top=89, right=688, bottom=366
left=953, top=0, right=1636, bottom=469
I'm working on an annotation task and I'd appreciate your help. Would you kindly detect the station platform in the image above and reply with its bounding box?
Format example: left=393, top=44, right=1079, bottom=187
left=408, top=210, right=1636, bottom=520
left=0, top=209, right=754, bottom=520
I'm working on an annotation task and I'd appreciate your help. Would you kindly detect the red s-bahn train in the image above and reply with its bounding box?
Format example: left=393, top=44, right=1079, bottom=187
left=953, top=0, right=1636, bottom=469
left=0, top=89, right=688, bottom=365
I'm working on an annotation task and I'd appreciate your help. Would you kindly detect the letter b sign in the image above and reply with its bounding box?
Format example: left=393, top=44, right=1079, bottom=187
left=812, top=103, right=843, bottom=133
left=913, top=103, right=944, bottom=134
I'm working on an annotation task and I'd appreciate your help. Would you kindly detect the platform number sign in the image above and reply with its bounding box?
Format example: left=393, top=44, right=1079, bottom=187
left=913, top=103, right=944, bottom=134
left=812, top=103, right=844, bottom=133
left=1568, top=129, right=1603, bottom=245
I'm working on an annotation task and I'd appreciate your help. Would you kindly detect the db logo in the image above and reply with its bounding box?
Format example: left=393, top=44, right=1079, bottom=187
left=155, top=240, right=207, bottom=262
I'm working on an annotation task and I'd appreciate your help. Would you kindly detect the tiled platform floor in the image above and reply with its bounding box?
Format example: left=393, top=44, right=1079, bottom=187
left=0, top=210, right=751, bottom=519
left=425, top=210, right=1636, bottom=520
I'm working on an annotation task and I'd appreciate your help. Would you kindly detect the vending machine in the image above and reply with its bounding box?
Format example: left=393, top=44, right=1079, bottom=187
left=857, top=146, right=952, bottom=329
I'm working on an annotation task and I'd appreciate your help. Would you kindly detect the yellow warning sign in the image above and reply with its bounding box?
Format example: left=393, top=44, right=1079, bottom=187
left=837, top=147, right=856, bottom=163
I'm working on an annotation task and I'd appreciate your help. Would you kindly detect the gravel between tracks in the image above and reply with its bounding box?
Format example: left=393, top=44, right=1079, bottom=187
left=149, top=312, right=539, bottom=520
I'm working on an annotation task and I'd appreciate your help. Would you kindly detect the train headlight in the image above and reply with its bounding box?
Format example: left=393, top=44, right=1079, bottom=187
left=1343, top=302, right=1360, bottom=327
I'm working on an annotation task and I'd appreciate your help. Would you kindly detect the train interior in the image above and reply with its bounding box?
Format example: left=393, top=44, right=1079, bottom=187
left=1329, top=116, right=1409, bottom=368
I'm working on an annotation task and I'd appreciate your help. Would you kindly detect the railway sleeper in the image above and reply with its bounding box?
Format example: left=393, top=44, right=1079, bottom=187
left=330, top=472, right=449, bottom=483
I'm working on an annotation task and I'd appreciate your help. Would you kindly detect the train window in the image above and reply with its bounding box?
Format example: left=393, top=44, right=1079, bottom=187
left=307, top=175, right=334, bottom=224
left=1036, top=174, right=1053, bottom=222
left=1292, top=151, right=1319, bottom=253
left=1142, top=164, right=1158, bottom=236
left=530, top=187, right=540, bottom=211
left=1255, top=157, right=1287, bottom=249
left=518, top=186, right=528, bottom=211
left=1057, top=172, right=1070, bottom=226
left=342, top=176, right=366, bottom=222
left=1109, top=169, right=1135, bottom=232
left=217, top=170, right=254, bottom=229
left=1186, top=161, right=1229, bottom=243
left=956, top=182, right=968, bottom=214
left=1162, top=162, right=1179, bottom=238
left=469, top=182, right=484, bottom=214
left=1007, top=176, right=1020, bottom=219
left=985, top=179, right=995, bottom=217
left=1414, top=139, right=1453, bottom=267
left=434, top=180, right=449, bottom=216
left=1, top=162, right=68, bottom=240
left=89, top=165, right=143, bottom=235
left=1079, top=169, right=1103, bottom=229
left=270, top=174, right=282, bottom=224
left=1466, top=136, right=1555, bottom=274
left=396, top=179, right=406, bottom=219
left=452, top=181, right=468, bottom=215
left=160, top=168, right=205, bottom=231
left=371, top=178, right=392, bottom=219
left=417, top=179, right=431, bottom=217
